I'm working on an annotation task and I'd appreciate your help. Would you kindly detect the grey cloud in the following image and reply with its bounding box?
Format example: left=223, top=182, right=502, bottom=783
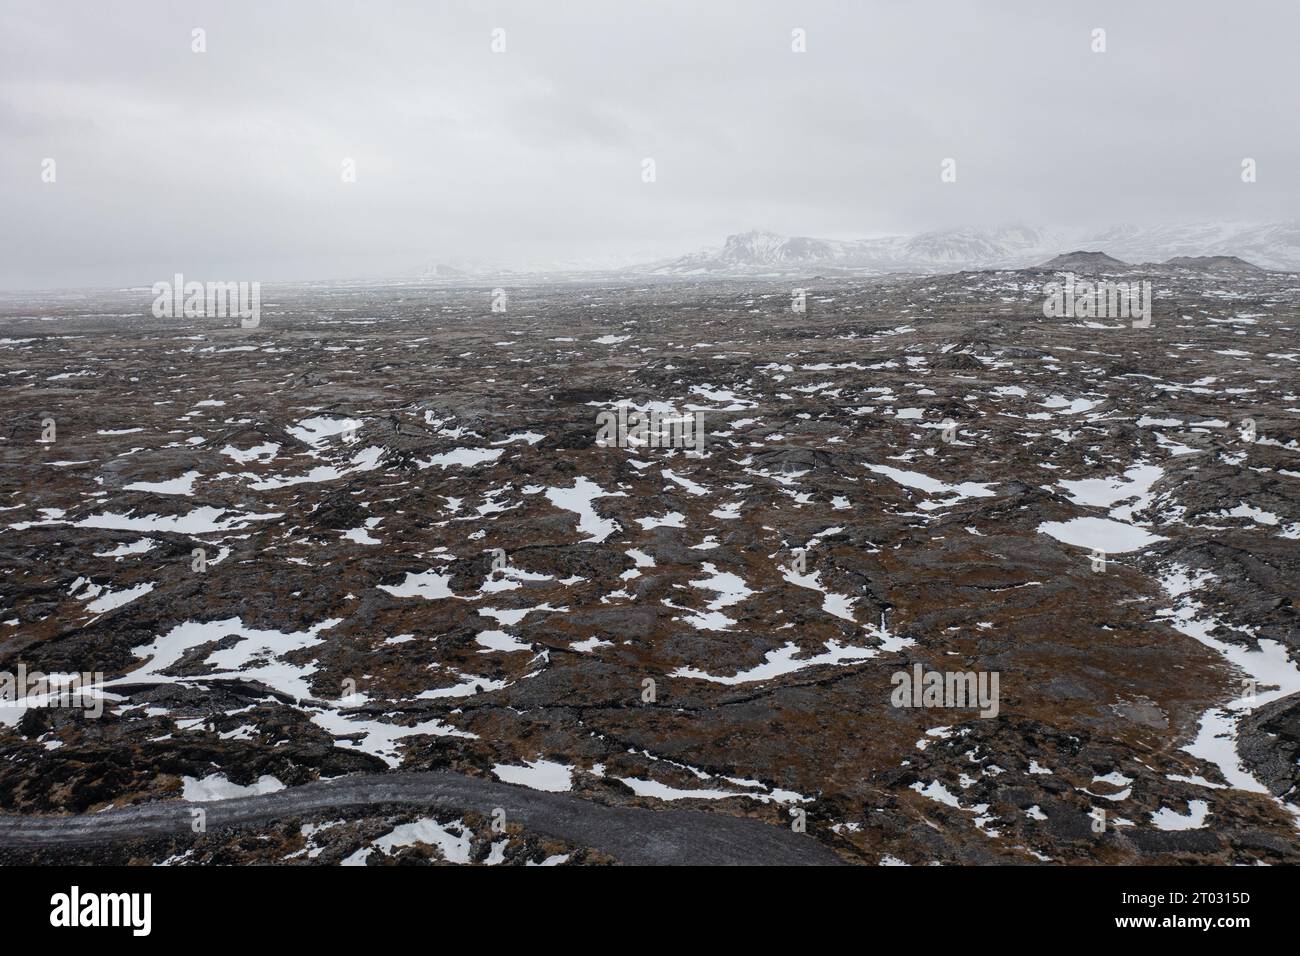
left=1, top=0, right=1296, bottom=288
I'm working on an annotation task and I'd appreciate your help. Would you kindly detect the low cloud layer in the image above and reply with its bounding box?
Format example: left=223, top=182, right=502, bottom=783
left=3, top=0, right=1297, bottom=288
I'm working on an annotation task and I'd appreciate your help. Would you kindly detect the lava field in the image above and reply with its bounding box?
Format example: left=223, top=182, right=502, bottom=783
left=1, top=268, right=1297, bottom=865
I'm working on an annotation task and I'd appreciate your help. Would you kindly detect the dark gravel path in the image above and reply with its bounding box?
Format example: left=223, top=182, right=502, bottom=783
left=0, top=771, right=844, bottom=865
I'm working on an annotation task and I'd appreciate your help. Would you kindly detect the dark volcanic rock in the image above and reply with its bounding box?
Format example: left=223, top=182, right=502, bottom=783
left=1240, top=691, right=1300, bottom=801
left=1, top=269, right=1297, bottom=865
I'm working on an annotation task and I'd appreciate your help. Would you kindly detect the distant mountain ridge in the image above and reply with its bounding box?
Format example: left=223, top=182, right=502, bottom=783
left=644, top=222, right=1300, bottom=276
left=645, top=225, right=1058, bottom=276
left=1033, top=251, right=1266, bottom=273
left=1163, top=255, right=1264, bottom=273
left=1080, top=222, right=1299, bottom=270
left=422, top=221, right=1300, bottom=279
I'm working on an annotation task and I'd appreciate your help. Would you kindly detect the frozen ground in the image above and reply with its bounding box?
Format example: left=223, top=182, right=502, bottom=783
left=0, top=267, right=1297, bottom=865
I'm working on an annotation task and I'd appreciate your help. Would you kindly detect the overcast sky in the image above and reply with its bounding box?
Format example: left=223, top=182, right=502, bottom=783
left=3, top=0, right=1297, bottom=289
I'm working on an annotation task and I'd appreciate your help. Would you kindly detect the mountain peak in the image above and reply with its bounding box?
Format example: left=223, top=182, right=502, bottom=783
left=1037, top=251, right=1130, bottom=271
left=725, top=228, right=784, bottom=242
left=1164, top=255, right=1264, bottom=272
left=426, top=221, right=1300, bottom=279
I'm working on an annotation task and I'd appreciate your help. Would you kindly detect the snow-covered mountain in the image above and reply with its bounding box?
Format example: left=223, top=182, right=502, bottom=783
left=659, top=231, right=862, bottom=272
left=898, top=224, right=1053, bottom=268
left=418, top=221, right=1300, bottom=280
left=646, top=225, right=1064, bottom=275
left=646, top=222, right=1300, bottom=276
left=1077, top=222, right=1300, bottom=272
